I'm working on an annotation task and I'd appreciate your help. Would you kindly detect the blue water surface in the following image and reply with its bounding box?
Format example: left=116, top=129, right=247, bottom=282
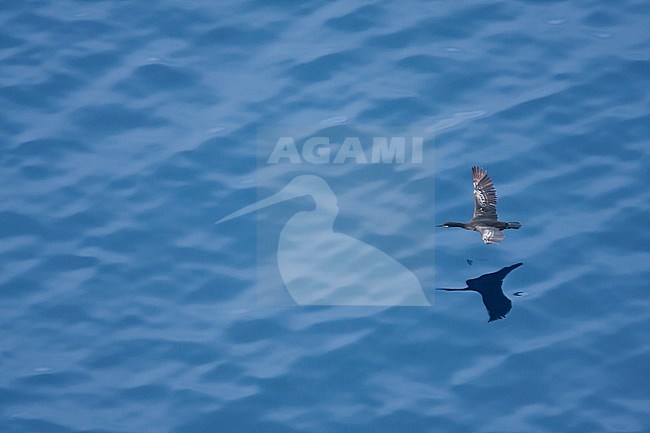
left=1, top=1, right=649, bottom=432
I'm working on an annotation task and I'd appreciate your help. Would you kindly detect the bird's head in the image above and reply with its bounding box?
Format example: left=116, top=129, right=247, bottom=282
left=436, top=222, right=464, bottom=228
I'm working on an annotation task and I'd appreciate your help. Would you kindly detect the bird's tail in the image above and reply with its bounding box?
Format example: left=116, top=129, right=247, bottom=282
left=506, top=222, right=521, bottom=229
left=436, top=287, right=470, bottom=291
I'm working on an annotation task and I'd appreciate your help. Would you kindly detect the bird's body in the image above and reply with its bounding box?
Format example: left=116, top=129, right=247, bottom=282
left=438, top=166, right=521, bottom=244
left=438, top=262, right=523, bottom=322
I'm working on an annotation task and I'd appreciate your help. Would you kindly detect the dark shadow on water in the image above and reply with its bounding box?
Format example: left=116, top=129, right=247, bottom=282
left=438, top=263, right=523, bottom=322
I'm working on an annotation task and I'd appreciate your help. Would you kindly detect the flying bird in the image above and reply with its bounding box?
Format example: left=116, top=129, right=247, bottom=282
left=437, top=262, right=523, bottom=322
left=437, top=166, right=521, bottom=244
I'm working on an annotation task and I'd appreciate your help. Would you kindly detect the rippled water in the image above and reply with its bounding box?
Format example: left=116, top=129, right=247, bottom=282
left=1, top=1, right=649, bottom=432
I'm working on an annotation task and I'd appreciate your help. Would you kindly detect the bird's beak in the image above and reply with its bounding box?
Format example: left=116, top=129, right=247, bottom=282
left=216, top=185, right=301, bottom=224
left=436, top=224, right=445, bottom=228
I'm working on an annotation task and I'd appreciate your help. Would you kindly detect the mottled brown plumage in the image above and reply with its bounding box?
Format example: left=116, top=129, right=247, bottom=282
left=437, top=166, right=521, bottom=244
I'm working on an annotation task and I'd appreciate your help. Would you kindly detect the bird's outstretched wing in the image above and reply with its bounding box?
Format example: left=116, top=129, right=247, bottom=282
left=472, top=166, right=498, bottom=219
left=495, top=262, right=523, bottom=279
left=481, top=291, right=512, bottom=322
left=477, top=226, right=504, bottom=244
left=465, top=262, right=523, bottom=289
